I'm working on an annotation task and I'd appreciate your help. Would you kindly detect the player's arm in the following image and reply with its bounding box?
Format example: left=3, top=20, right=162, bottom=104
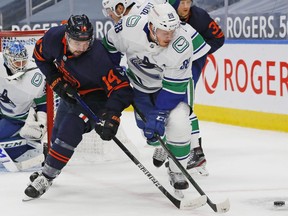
left=32, top=33, right=59, bottom=78
left=102, top=16, right=131, bottom=65
left=187, top=23, right=211, bottom=61
left=95, top=65, right=133, bottom=141
left=101, top=66, right=133, bottom=113
left=196, top=9, right=225, bottom=54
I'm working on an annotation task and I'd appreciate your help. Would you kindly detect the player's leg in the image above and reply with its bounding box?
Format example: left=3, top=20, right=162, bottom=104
left=24, top=99, right=100, bottom=198
left=133, top=89, right=168, bottom=166
left=188, top=67, right=209, bottom=176
left=166, top=102, right=191, bottom=190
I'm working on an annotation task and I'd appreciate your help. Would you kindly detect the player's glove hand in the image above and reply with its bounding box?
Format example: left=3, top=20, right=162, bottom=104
left=48, top=74, right=77, bottom=104
left=95, top=110, right=121, bottom=141
left=20, top=108, right=47, bottom=140
left=144, top=110, right=169, bottom=140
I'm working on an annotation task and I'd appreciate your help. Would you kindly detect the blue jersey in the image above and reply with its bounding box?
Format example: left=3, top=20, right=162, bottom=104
left=184, top=5, right=225, bottom=54
left=33, top=25, right=133, bottom=113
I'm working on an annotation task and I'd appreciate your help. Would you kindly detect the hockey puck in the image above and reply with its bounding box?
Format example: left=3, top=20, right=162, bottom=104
left=274, top=201, right=285, bottom=206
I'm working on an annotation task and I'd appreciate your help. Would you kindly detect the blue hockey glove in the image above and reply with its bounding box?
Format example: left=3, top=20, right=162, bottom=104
left=144, top=110, right=169, bottom=140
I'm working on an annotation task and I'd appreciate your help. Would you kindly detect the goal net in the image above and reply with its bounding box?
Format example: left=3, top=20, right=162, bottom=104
left=0, top=30, right=138, bottom=164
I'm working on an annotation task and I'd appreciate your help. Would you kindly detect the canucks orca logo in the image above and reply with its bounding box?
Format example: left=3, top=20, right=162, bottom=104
left=0, top=89, right=16, bottom=113
left=130, top=56, right=163, bottom=80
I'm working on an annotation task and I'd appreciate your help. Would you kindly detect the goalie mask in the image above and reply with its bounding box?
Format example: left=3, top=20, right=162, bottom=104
left=3, top=40, right=28, bottom=78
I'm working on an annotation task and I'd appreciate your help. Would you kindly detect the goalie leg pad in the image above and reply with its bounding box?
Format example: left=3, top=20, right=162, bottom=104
left=0, top=118, right=24, bottom=139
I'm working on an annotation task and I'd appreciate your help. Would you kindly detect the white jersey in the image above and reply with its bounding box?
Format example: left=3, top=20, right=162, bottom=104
left=129, top=0, right=165, bottom=16
left=105, top=14, right=210, bottom=94
left=0, top=56, right=46, bottom=120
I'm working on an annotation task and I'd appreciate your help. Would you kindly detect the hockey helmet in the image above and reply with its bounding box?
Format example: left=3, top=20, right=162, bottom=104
left=102, top=0, right=133, bottom=17
left=3, top=40, right=28, bottom=76
left=148, top=3, right=180, bottom=32
left=66, top=14, right=94, bottom=41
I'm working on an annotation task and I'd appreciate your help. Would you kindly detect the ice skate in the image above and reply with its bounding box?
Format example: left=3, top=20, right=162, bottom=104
left=187, top=144, right=209, bottom=176
left=152, top=147, right=168, bottom=167
left=23, top=171, right=53, bottom=200
left=168, top=168, right=189, bottom=199
left=168, top=168, right=189, bottom=190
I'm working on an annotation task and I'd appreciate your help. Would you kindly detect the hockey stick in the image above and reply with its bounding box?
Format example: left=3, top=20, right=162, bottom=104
left=0, top=147, right=20, bottom=172
left=133, top=104, right=230, bottom=213
left=73, top=93, right=207, bottom=209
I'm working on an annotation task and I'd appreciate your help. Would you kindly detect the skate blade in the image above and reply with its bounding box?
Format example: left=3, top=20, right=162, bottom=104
left=22, top=195, right=37, bottom=202
left=188, top=166, right=209, bottom=176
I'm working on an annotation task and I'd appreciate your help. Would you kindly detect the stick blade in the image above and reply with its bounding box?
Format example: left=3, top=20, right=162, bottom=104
left=180, top=195, right=207, bottom=210
left=214, top=198, right=230, bottom=213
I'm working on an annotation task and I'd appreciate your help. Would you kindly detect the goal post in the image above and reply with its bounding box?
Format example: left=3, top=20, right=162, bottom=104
left=0, top=30, right=138, bottom=163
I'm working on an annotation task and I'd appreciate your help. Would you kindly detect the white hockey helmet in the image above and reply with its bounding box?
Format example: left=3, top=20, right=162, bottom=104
left=148, top=3, right=180, bottom=32
left=3, top=40, right=28, bottom=78
left=102, top=0, right=133, bottom=17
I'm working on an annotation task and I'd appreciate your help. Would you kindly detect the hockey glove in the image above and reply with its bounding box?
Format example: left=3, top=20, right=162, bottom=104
left=144, top=110, right=168, bottom=140
left=20, top=108, right=47, bottom=140
left=95, top=110, right=121, bottom=141
left=48, top=74, right=77, bottom=104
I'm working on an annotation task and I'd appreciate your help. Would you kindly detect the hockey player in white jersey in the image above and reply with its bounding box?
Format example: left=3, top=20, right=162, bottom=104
left=0, top=40, right=47, bottom=172
left=103, top=3, right=210, bottom=191
left=102, top=0, right=210, bottom=176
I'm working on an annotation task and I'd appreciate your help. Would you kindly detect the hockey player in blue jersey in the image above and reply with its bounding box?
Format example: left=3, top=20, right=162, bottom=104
left=0, top=40, right=47, bottom=172
left=167, top=0, right=225, bottom=175
left=24, top=14, right=133, bottom=199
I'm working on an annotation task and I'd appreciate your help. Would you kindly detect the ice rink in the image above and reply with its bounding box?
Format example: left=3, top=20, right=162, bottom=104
left=1, top=111, right=287, bottom=216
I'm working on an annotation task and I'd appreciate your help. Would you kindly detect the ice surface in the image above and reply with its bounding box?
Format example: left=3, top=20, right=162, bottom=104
left=1, top=112, right=287, bottom=216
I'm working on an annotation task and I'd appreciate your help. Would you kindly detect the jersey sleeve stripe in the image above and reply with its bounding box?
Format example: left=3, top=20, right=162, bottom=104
left=107, top=82, right=130, bottom=97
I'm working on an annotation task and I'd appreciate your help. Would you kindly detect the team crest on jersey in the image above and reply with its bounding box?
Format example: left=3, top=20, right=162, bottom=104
left=130, top=56, right=163, bottom=80
left=172, top=36, right=189, bottom=53
left=126, top=15, right=141, bottom=27
left=31, top=72, right=43, bottom=87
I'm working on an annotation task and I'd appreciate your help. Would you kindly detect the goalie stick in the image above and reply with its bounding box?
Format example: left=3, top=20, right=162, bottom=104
left=133, top=104, right=230, bottom=213
left=73, top=93, right=207, bottom=210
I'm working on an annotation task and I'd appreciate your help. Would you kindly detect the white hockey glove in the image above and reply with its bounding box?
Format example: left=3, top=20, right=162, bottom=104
left=20, top=107, right=47, bottom=140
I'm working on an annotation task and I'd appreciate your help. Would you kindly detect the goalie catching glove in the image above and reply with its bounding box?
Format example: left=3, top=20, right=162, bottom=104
left=47, top=73, right=77, bottom=104
left=95, top=110, right=121, bottom=141
left=20, top=107, right=47, bottom=140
